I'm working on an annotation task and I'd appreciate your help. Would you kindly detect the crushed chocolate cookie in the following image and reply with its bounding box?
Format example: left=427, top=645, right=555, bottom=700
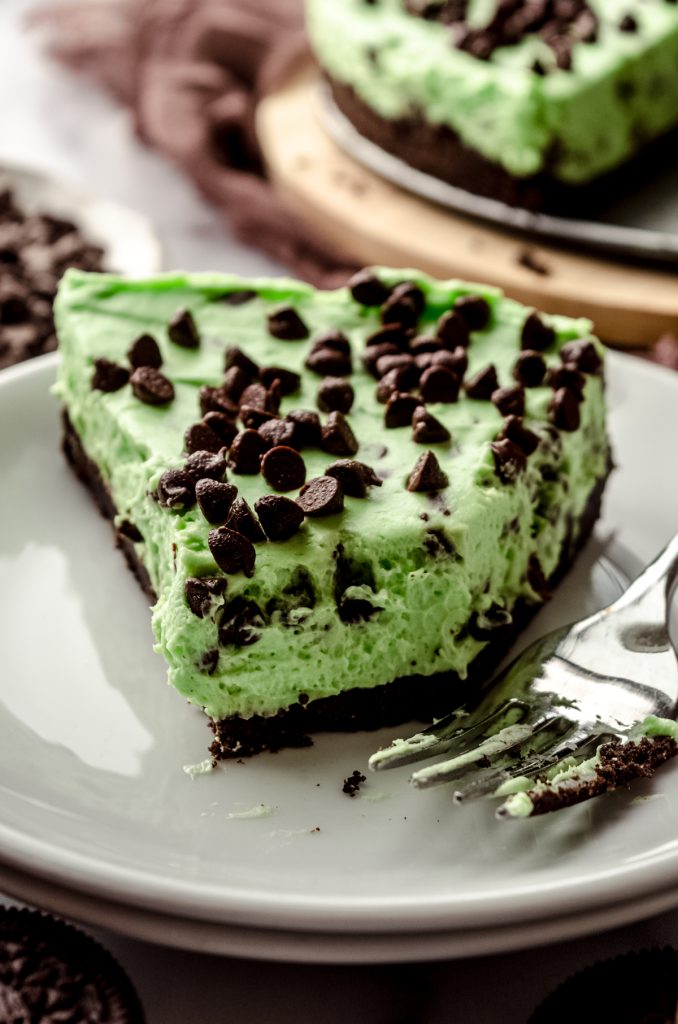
left=91, top=357, right=129, bottom=393
left=423, top=527, right=456, bottom=557
left=513, top=349, right=546, bottom=387
left=324, top=459, right=382, bottom=497
left=297, top=475, right=345, bottom=516
left=208, top=526, right=256, bottom=576
left=407, top=450, right=449, bottom=492
left=385, top=392, right=420, bottom=428
left=130, top=365, right=175, bottom=405
left=267, top=306, right=309, bottom=341
left=156, top=468, right=196, bottom=511
left=254, top=494, right=305, bottom=540
left=454, top=294, right=490, bottom=330
left=219, top=596, right=265, bottom=647
left=196, top=479, right=238, bottom=524
left=492, top=385, right=525, bottom=417
left=168, top=307, right=200, bottom=349
left=228, top=429, right=268, bottom=474
left=490, top=438, right=527, bottom=483
left=431, top=347, right=468, bottom=376
left=185, top=576, right=227, bottom=618
left=412, top=406, right=451, bottom=444
left=348, top=268, right=391, bottom=307
left=285, top=409, right=322, bottom=448
left=464, top=363, right=499, bottom=399
left=259, top=365, right=300, bottom=394
left=521, top=311, right=556, bottom=350
left=498, top=414, right=540, bottom=455
left=420, top=364, right=460, bottom=403
left=184, top=420, right=225, bottom=455
left=550, top=387, right=581, bottom=431
left=317, top=377, right=355, bottom=414
left=343, top=769, right=366, bottom=797
left=239, top=381, right=272, bottom=412
left=225, top=344, right=258, bottom=379
left=224, top=496, right=267, bottom=543
left=261, top=445, right=307, bottom=492
left=436, top=309, right=470, bottom=348
left=128, top=333, right=162, bottom=370
left=321, top=410, right=359, bottom=455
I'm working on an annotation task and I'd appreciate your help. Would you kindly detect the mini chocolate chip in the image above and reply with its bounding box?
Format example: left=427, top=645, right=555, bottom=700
left=348, top=269, right=391, bottom=306
left=513, top=349, right=546, bottom=387
left=203, top=411, right=238, bottom=447
left=255, top=494, right=305, bottom=540
left=185, top=576, right=227, bottom=618
left=619, top=13, right=637, bottom=31
left=454, top=294, right=491, bottom=330
left=157, top=468, right=196, bottom=510
left=223, top=364, right=251, bottom=401
left=199, top=384, right=238, bottom=418
left=267, top=306, right=309, bottom=340
left=91, top=358, right=129, bottom=393
left=492, top=386, right=525, bottom=417
left=314, top=380, right=354, bottom=418
left=521, top=311, right=556, bottom=350
left=208, top=526, right=256, bottom=576
left=239, top=382, right=270, bottom=411
left=297, top=476, right=344, bottom=516
left=130, top=366, right=175, bottom=405
left=325, top=459, right=382, bottom=497
left=385, top=392, right=421, bottom=427
left=225, top=344, right=258, bottom=378
left=414, top=352, right=434, bottom=372
left=497, top=415, right=540, bottom=455
left=376, top=352, right=418, bottom=383
left=376, top=366, right=412, bottom=404
left=420, top=365, right=460, bottom=403
left=305, top=347, right=352, bottom=377
left=436, top=310, right=470, bottom=349
left=363, top=341, right=402, bottom=377
left=240, top=406, right=275, bottom=430
left=550, top=387, right=581, bottom=431
left=409, top=334, right=442, bottom=355
left=464, top=364, right=499, bottom=400
left=184, top=449, right=227, bottom=482
left=490, top=438, right=527, bottom=483
left=286, top=409, right=322, bottom=448
left=196, top=479, right=238, bottom=524
left=118, top=519, right=143, bottom=542
left=559, top=338, right=602, bottom=373
left=168, top=308, right=200, bottom=349
left=321, top=411, right=359, bottom=455
left=259, top=365, right=300, bottom=394
left=228, top=429, right=268, bottom=473
left=261, top=445, right=307, bottom=492
left=365, top=323, right=411, bottom=350
left=381, top=292, right=420, bottom=329
left=258, top=417, right=296, bottom=448
left=545, top=364, right=586, bottom=395
left=224, top=496, right=267, bottom=543
left=312, top=329, right=351, bottom=355
left=388, top=280, right=425, bottom=315
left=407, top=450, right=449, bottom=492
left=431, top=347, right=468, bottom=376
left=184, top=420, right=224, bottom=455
left=128, top=333, right=162, bottom=370
left=219, top=289, right=257, bottom=305
left=412, top=406, right=451, bottom=444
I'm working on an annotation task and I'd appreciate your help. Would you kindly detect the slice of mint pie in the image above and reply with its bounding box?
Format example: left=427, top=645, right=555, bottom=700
left=54, top=268, right=610, bottom=756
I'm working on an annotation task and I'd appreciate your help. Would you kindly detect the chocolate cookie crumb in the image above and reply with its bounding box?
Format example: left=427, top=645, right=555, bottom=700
left=343, top=769, right=366, bottom=797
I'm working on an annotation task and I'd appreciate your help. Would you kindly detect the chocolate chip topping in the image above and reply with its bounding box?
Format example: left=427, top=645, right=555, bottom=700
left=409, top=334, right=442, bottom=355
left=196, top=478, right=238, bottom=524
left=225, top=344, right=259, bottom=379
left=419, top=365, right=460, bottom=403
left=202, top=411, right=238, bottom=447
left=550, top=387, right=581, bottom=431
left=224, top=496, right=267, bottom=543
left=208, top=526, right=256, bottom=576
left=285, top=409, right=322, bottom=448
left=317, top=376, right=355, bottom=414
left=305, top=344, right=353, bottom=377
left=454, top=294, right=491, bottom=330
left=156, top=468, right=196, bottom=511
left=254, top=494, right=305, bottom=540
left=267, top=306, right=309, bottom=340
left=184, top=448, right=227, bottom=482
left=545, top=364, right=586, bottom=394
left=228, top=429, right=268, bottom=474
left=366, top=323, right=411, bottom=350
left=324, top=459, right=382, bottom=497
left=168, top=307, right=200, bottom=349
left=407, top=450, right=449, bottom=492
left=184, top=420, right=226, bottom=455
left=223, top=365, right=251, bottom=402
left=376, top=367, right=412, bottom=404
left=490, top=438, right=528, bottom=483
left=492, top=385, right=525, bottom=417
left=498, top=414, right=540, bottom=455
left=91, top=357, right=129, bottom=393
left=185, top=576, right=227, bottom=618
left=521, top=311, right=556, bottom=351
left=381, top=290, right=420, bottom=329
left=239, top=406, right=275, bottom=430
left=391, top=280, right=426, bottom=315
left=436, top=310, right=470, bottom=349
left=297, top=476, right=345, bottom=516
left=321, top=410, right=359, bottom=455
left=385, top=392, right=421, bottom=428
left=313, top=329, right=352, bottom=355
left=412, top=406, right=451, bottom=444
left=261, top=445, right=307, bottom=492
left=128, top=333, right=162, bottom=370
left=363, top=341, right=402, bottom=377
left=375, top=352, right=416, bottom=380
left=619, top=12, right=638, bottom=31
left=199, top=384, right=238, bottom=418
left=129, top=365, right=175, bottom=405
left=259, top=365, right=301, bottom=395
left=431, top=346, right=468, bottom=376
left=464, top=363, right=499, bottom=399
left=348, top=269, right=391, bottom=307
left=559, top=338, right=602, bottom=373
left=219, top=288, right=257, bottom=305
left=513, top=349, right=546, bottom=386
left=258, top=417, right=297, bottom=448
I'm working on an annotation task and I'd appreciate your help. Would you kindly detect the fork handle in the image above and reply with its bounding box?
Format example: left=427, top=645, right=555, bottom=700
left=613, top=532, right=678, bottom=623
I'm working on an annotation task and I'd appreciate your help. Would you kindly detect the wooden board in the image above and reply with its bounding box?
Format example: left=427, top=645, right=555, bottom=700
left=257, top=68, right=678, bottom=347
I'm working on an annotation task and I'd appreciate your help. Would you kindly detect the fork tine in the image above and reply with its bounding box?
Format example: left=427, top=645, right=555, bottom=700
left=368, top=697, right=530, bottom=772
left=410, top=714, right=570, bottom=790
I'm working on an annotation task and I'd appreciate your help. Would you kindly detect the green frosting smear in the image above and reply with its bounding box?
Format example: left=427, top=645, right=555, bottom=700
left=54, top=268, right=609, bottom=722
left=306, top=0, right=678, bottom=182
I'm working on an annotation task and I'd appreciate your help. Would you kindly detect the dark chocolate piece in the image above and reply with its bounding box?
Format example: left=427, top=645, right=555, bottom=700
left=185, top=576, right=227, bottom=618
left=129, top=366, right=174, bottom=405
left=342, top=769, right=366, bottom=797
left=168, top=307, right=200, bottom=349
left=321, top=410, right=359, bottom=455
left=407, top=450, right=449, bottom=492
left=128, top=333, right=162, bottom=370
left=208, top=526, right=256, bottom=576
left=156, top=469, right=196, bottom=511
left=375, top=351, right=416, bottom=379
left=196, top=478, right=238, bottom=524
left=259, top=365, right=301, bottom=394
left=454, top=294, right=490, bottom=330
left=184, top=420, right=225, bottom=455
left=239, top=381, right=271, bottom=412
left=619, top=13, right=637, bottom=31
left=464, top=363, right=499, bottom=399
left=365, top=323, right=410, bottom=350
left=240, top=406, right=275, bottom=430
left=381, top=291, right=420, bottom=329
left=550, top=387, right=581, bottom=431
left=267, top=306, right=309, bottom=340
left=317, top=376, right=355, bottom=414
left=184, top=448, right=227, bottom=482
left=297, top=475, right=345, bottom=516
left=223, top=364, right=251, bottom=402
left=491, top=385, right=525, bottom=417
left=385, top=392, right=421, bottom=427
left=513, top=349, right=546, bottom=387
left=409, top=334, right=442, bottom=355
left=202, top=411, right=238, bottom=447
left=363, top=340, right=402, bottom=377
left=521, top=311, right=556, bottom=350
left=490, top=438, right=528, bottom=483
left=498, top=414, right=540, bottom=455
left=545, top=364, right=586, bottom=395
left=431, top=346, right=468, bottom=376
left=285, top=409, right=323, bottom=448
left=228, top=429, right=268, bottom=474
left=348, top=269, right=391, bottom=306
left=559, top=338, right=602, bottom=373
left=412, top=406, right=451, bottom=444
left=261, top=445, right=307, bottom=492
left=92, top=358, right=129, bottom=393
left=224, top=496, right=267, bottom=543
left=324, top=459, right=382, bottom=497
left=225, top=344, right=258, bottom=378
left=436, top=310, right=470, bottom=348
left=420, top=365, right=460, bottom=403
left=305, top=345, right=352, bottom=377
left=254, top=494, right=305, bottom=540
left=258, top=417, right=297, bottom=448
left=376, top=366, right=412, bottom=404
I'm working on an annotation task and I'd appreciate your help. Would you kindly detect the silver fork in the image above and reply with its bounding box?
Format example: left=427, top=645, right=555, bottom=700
left=369, top=535, right=678, bottom=817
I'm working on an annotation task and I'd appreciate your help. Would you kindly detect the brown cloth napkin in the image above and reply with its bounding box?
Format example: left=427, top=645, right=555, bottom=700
left=31, top=0, right=356, bottom=287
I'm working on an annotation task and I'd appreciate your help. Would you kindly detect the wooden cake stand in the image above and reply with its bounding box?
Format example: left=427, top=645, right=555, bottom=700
left=257, top=68, right=678, bottom=347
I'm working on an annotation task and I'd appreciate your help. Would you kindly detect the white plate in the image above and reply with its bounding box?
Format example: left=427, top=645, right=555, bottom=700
left=1, top=351, right=678, bottom=962
left=320, top=88, right=678, bottom=266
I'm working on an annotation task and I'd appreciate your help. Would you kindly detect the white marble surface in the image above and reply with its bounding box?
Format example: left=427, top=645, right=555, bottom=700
left=0, top=2, right=676, bottom=1021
